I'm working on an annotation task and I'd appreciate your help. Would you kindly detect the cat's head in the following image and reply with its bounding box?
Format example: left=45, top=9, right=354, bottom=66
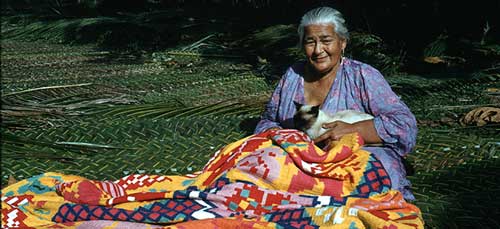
left=293, top=101, right=320, bottom=131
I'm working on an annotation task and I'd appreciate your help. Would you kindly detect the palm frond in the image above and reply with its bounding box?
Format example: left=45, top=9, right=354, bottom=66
left=423, top=34, right=448, bottom=58
left=95, top=100, right=260, bottom=119
left=3, top=83, right=93, bottom=97
left=1, top=132, right=117, bottom=153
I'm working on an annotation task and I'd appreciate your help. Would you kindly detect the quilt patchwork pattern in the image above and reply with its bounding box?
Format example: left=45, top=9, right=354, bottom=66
left=1, top=129, right=423, bottom=228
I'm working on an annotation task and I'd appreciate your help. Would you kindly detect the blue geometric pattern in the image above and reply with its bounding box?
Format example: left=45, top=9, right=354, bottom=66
left=354, top=157, right=392, bottom=197
left=52, top=198, right=218, bottom=224
left=264, top=209, right=318, bottom=228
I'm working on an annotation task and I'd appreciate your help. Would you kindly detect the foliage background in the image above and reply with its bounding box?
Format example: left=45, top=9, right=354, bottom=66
left=1, top=1, right=499, bottom=228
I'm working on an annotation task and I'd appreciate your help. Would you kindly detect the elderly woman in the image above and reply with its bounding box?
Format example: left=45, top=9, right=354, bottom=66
left=254, top=7, right=418, bottom=200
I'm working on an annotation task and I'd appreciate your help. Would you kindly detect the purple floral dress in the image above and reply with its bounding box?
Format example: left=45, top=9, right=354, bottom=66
left=254, top=58, right=418, bottom=200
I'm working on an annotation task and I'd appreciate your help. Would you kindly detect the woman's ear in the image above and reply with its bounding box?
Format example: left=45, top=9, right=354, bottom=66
left=341, top=39, right=347, bottom=52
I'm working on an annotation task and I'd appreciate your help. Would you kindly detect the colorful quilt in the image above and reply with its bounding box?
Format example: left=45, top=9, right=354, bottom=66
left=1, top=129, right=423, bottom=228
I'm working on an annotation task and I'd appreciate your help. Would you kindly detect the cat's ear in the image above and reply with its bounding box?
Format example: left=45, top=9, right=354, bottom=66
left=293, top=101, right=302, bottom=110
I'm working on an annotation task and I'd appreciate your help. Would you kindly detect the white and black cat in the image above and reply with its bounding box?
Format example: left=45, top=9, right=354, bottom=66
left=293, top=102, right=374, bottom=139
left=293, top=102, right=413, bottom=174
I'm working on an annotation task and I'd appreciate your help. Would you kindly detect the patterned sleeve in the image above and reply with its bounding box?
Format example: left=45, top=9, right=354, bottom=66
left=254, top=76, right=286, bottom=134
left=360, top=66, right=418, bottom=156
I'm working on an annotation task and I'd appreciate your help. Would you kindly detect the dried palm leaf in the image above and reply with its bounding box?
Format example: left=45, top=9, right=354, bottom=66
left=460, top=107, right=500, bottom=126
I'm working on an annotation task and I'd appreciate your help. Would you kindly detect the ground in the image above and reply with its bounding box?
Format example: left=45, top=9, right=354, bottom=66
left=1, top=17, right=499, bottom=228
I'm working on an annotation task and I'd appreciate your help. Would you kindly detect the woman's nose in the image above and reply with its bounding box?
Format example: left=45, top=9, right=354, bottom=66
left=314, top=42, right=322, bottom=54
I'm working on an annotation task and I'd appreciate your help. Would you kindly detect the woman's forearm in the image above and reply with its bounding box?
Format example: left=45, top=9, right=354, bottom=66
left=354, top=120, right=383, bottom=144
left=254, top=119, right=281, bottom=134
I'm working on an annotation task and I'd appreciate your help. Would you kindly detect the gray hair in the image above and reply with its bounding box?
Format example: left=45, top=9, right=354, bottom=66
left=297, top=7, right=349, bottom=47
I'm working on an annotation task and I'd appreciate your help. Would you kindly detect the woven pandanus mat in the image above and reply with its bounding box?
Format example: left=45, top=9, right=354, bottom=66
left=388, top=73, right=499, bottom=121
left=1, top=115, right=256, bottom=185
left=410, top=159, right=500, bottom=228
left=407, top=126, right=500, bottom=228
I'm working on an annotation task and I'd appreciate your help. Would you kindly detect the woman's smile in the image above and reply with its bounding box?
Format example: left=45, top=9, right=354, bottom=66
left=313, top=55, right=329, bottom=62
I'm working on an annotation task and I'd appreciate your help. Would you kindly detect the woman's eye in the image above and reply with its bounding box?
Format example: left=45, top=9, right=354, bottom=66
left=322, top=40, right=333, bottom=44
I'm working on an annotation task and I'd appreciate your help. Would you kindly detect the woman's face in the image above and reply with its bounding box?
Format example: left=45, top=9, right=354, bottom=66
left=303, top=24, right=346, bottom=76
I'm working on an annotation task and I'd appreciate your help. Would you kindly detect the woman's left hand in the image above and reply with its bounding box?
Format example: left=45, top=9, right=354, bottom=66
left=313, top=121, right=355, bottom=144
left=314, top=120, right=383, bottom=145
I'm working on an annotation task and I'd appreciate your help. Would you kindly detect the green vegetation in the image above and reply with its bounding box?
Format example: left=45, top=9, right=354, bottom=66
left=1, top=7, right=499, bottom=228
